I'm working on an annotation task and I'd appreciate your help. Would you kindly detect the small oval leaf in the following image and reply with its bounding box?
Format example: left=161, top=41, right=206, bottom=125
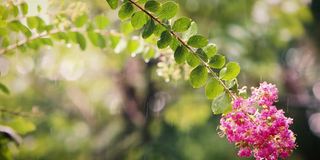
left=0, top=82, right=10, bottom=95
left=20, top=3, right=28, bottom=15
left=118, top=2, right=134, bottom=20
left=157, top=31, right=172, bottom=49
left=158, top=1, right=178, bottom=20
left=209, top=54, right=225, bottom=69
left=174, top=46, right=187, bottom=64
left=205, top=79, right=224, bottom=99
left=204, top=43, right=217, bottom=58
left=211, top=93, right=232, bottom=115
left=219, top=62, right=241, bottom=81
left=189, top=65, right=208, bottom=88
left=131, top=11, right=148, bottom=29
left=87, top=31, right=106, bottom=48
left=145, top=0, right=161, bottom=13
left=186, top=53, right=200, bottom=67
left=106, top=0, right=118, bottom=9
left=95, top=15, right=109, bottom=29
left=172, top=17, right=192, bottom=32
left=74, top=14, right=88, bottom=28
left=196, top=48, right=208, bottom=62
left=183, top=22, right=198, bottom=40
left=77, top=33, right=86, bottom=50
left=187, top=35, right=208, bottom=48
left=142, top=19, right=155, bottom=39
left=170, top=38, right=180, bottom=51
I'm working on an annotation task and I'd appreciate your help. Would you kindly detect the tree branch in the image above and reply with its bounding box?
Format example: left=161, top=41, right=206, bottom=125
left=0, top=29, right=62, bottom=55
left=0, top=108, right=35, bottom=117
left=128, top=0, right=236, bottom=100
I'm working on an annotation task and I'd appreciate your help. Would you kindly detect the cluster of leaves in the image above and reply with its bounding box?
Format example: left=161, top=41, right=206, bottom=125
left=0, top=0, right=241, bottom=158
left=0, top=0, right=242, bottom=115
left=0, top=1, right=167, bottom=89
left=106, top=0, right=241, bottom=114
left=0, top=1, right=157, bottom=159
left=0, top=1, right=111, bottom=52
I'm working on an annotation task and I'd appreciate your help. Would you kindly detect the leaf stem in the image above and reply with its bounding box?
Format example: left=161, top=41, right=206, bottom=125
left=0, top=28, right=114, bottom=55
left=0, top=108, right=36, bottom=117
left=128, top=0, right=236, bottom=100
left=0, top=29, right=61, bottom=55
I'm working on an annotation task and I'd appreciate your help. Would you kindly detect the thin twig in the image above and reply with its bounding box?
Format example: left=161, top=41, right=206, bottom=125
left=1, top=27, right=83, bottom=55
left=128, top=0, right=236, bottom=100
left=0, top=108, right=34, bottom=117
left=0, top=29, right=61, bottom=55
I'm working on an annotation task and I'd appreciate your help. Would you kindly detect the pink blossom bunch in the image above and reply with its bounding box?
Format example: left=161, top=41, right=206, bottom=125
left=219, top=82, right=296, bottom=160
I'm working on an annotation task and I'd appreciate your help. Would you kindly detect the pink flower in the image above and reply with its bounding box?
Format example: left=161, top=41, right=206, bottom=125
left=219, top=82, right=296, bottom=160
left=238, top=147, right=251, bottom=157
left=250, top=82, right=278, bottom=106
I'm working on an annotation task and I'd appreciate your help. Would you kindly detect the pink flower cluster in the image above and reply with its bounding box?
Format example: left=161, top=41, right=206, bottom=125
left=219, top=82, right=296, bottom=160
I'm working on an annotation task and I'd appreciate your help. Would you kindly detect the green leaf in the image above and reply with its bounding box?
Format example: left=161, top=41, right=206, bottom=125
left=120, top=21, right=134, bottom=34
left=174, top=46, right=187, bottom=64
left=205, top=79, right=224, bottom=99
left=225, top=79, right=238, bottom=93
left=77, top=32, right=86, bottom=50
left=138, top=0, right=148, bottom=4
left=153, top=24, right=166, bottom=36
left=52, top=32, right=69, bottom=42
left=0, top=5, right=9, bottom=20
left=95, top=15, right=109, bottom=29
left=70, top=32, right=86, bottom=50
left=127, top=39, right=140, bottom=53
left=8, top=21, right=32, bottom=37
left=145, top=0, right=161, bottom=13
left=44, top=24, right=54, bottom=32
left=183, top=22, right=198, bottom=40
left=211, top=93, right=232, bottom=115
left=87, top=31, right=106, bottom=48
left=39, top=38, right=53, bottom=46
left=106, top=0, right=118, bottom=9
left=26, top=16, right=46, bottom=32
left=186, top=53, right=200, bottom=67
left=172, top=17, right=192, bottom=32
left=158, top=1, right=178, bottom=20
left=74, top=14, right=88, bottom=27
left=196, top=48, right=208, bottom=62
left=118, top=2, right=134, bottom=20
left=143, top=48, right=155, bottom=61
left=204, top=43, right=217, bottom=58
left=26, top=39, right=41, bottom=49
left=170, top=38, right=180, bottom=51
left=0, top=82, right=9, bottom=95
left=110, top=34, right=121, bottom=48
left=142, top=19, right=155, bottom=39
left=26, top=16, right=45, bottom=30
left=7, top=117, right=36, bottom=135
left=208, top=54, right=225, bottom=69
left=187, top=35, right=208, bottom=48
left=20, top=3, right=28, bottom=15
left=189, top=65, right=208, bottom=88
left=219, top=62, right=240, bottom=81
left=131, top=11, right=148, bottom=29
left=157, top=31, right=172, bottom=49
left=12, top=5, right=19, bottom=17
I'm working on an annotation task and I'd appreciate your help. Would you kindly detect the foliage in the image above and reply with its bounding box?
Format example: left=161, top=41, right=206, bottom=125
left=0, top=0, right=315, bottom=159
left=105, top=0, right=243, bottom=116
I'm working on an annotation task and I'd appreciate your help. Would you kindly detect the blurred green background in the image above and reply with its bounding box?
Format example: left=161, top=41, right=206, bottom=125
left=1, top=0, right=320, bottom=159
